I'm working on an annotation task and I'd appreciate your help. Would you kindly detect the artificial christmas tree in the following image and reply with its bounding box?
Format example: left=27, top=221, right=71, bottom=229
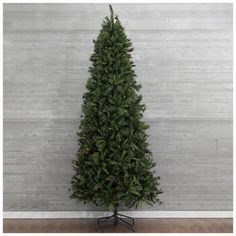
left=70, top=5, right=162, bottom=231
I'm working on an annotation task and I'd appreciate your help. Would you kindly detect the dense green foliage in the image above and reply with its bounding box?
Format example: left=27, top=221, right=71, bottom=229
left=70, top=5, right=162, bottom=210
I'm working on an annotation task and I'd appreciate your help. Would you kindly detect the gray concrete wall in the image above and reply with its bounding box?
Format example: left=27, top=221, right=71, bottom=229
left=3, top=3, right=233, bottom=212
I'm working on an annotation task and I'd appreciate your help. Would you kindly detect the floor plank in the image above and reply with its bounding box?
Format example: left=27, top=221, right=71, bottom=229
left=3, top=218, right=233, bottom=233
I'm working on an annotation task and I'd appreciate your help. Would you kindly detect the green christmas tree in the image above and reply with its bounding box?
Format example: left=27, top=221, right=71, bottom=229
left=70, top=5, right=162, bottom=214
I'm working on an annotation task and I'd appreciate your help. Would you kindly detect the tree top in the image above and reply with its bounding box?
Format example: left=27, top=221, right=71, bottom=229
left=109, top=4, right=114, bottom=20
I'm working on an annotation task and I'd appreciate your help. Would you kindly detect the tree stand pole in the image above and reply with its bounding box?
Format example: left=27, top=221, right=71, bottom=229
left=114, top=208, right=118, bottom=225
left=97, top=207, right=135, bottom=232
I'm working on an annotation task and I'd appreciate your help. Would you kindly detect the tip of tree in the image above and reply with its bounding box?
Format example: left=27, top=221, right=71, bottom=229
left=109, top=4, right=114, bottom=19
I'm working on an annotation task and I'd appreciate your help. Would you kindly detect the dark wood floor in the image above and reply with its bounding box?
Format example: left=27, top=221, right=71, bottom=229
left=3, top=218, right=233, bottom=233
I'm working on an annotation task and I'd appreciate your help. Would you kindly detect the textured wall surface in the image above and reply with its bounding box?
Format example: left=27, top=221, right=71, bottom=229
left=3, top=3, right=233, bottom=211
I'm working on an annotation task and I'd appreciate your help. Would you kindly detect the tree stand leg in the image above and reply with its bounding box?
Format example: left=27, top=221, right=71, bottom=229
left=97, top=208, right=135, bottom=232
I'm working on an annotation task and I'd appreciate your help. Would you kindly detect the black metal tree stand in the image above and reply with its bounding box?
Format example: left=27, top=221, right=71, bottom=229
left=97, top=207, right=135, bottom=232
